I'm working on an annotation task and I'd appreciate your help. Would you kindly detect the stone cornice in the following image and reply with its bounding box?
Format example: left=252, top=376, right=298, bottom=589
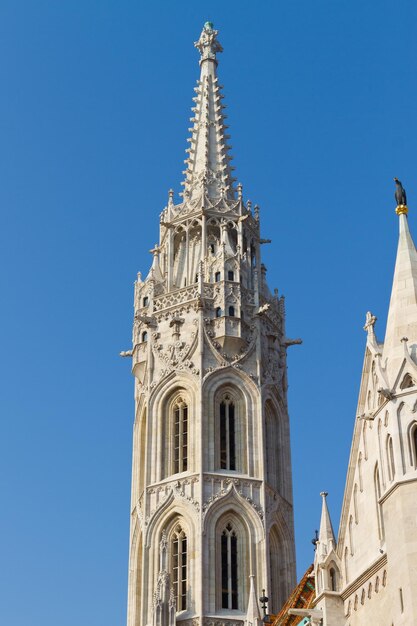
left=340, top=552, right=387, bottom=600
left=379, top=475, right=417, bottom=505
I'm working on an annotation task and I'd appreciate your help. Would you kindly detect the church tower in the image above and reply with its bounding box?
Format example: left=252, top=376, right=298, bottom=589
left=313, top=182, right=417, bottom=625
left=125, top=23, right=296, bottom=626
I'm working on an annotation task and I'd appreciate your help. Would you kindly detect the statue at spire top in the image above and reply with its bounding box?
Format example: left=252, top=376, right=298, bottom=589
left=394, top=177, right=408, bottom=215
left=195, top=22, right=223, bottom=64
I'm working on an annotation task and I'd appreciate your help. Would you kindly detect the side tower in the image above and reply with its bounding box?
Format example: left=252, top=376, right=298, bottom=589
left=314, top=181, right=417, bottom=625
left=125, top=24, right=296, bottom=626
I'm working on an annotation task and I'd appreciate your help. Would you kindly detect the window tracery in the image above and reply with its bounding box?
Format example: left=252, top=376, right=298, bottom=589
left=173, top=398, right=188, bottom=474
left=221, top=522, right=238, bottom=609
left=220, top=397, right=236, bottom=470
left=171, top=524, right=187, bottom=611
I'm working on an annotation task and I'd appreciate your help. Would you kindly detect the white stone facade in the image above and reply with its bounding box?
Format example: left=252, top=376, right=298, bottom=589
left=314, top=207, right=417, bottom=625
left=125, top=24, right=296, bottom=626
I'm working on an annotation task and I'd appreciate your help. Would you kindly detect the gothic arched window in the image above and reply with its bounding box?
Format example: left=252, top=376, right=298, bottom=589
left=171, top=524, right=187, bottom=611
left=329, top=566, right=337, bottom=591
left=141, top=331, right=148, bottom=343
left=387, top=436, right=395, bottom=481
left=215, top=271, right=221, bottom=282
left=220, top=397, right=236, bottom=470
left=374, top=464, right=384, bottom=540
left=409, top=423, right=417, bottom=468
left=215, top=307, right=222, bottom=318
left=353, top=484, right=359, bottom=524
left=228, top=306, right=235, bottom=317
left=358, top=452, right=363, bottom=492
left=349, top=516, right=354, bottom=555
left=221, top=523, right=238, bottom=609
left=173, top=399, right=188, bottom=474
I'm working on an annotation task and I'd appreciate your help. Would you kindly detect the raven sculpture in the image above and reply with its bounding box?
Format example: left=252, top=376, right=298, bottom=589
left=394, top=177, right=407, bottom=206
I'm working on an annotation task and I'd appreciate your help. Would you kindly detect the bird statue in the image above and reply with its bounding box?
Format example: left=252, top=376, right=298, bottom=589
left=394, top=177, right=407, bottom=207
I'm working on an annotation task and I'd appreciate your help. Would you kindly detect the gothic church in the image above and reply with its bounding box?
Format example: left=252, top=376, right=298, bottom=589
left=123, top=23, right=417, bottom=626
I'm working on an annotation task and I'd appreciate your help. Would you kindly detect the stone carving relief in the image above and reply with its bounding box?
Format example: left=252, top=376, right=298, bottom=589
left=203, top=316, right=257, bottom=368
left=154, top=285, right=200, bottom=312
left=202, top=481, right=264, bottom=524
left=142, top=477, right=200, bottom=531
left=153, top=318, right=199, bottom=377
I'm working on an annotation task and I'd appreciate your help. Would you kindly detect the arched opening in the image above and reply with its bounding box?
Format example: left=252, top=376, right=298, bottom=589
left=220, top=397, right=236, bottom=470
left=141, top=331, right=148, bottom=343
left=349, top=516, right=354, bottom=555
left=221, top=522, right=238, bottom=609
left=265, top=400, right=282, bottom=492
left=400, top=373, right=414, bottom=389
left=214, top=513, right=249, bottom=612
left=269, top=524, right=287, bottom=613
left=329, top=566, right=337, bottom=591
left=215, top=307, right=222, bottom=318
left=228, top=305, right=235, bottom=317
left=344, top=547, right=349, bottom=584
left=353, top=484, right=359, bottom=524
left=215, top=271, right=221, bottom=282
left=358, top=452, right=363, bottom=492
left=214, top=385, right=247, bottom=473
left=171, top=523, right=188, bottom=611
left=173, top=398, right=188, bottom=474
left=409, top=422, right=417, bottom=468
left=387, top=436, right=395, bottom=481
left=374, top=464, right=384, bottom=540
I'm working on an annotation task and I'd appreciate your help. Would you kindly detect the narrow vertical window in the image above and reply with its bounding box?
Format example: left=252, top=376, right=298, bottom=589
left=215, top=271, right=221, bottom=282
left=228, top=270, right=234, bottom=281
left=375, top=464, right=384, bottom=540
left=387, top=436, right=395, bottom=481
left=221, top=523, right=238, bottom=609
left=141, top=331, right=148, bottom=342
left=215, top=307, right=222, bottom=318
left=220, top=398, right=236, bottom=470
left=353, top=484, right=359, bottom=524
left=349, top=516, right=354, bottom=555
left=344, top=547, right=349, bottom=584
left=358, top=452, right=363, bottom=492
left=173, top=400, right=188, bottom=474
left=413, top=426, right=417, bottom=467
left=329, top=567, right=337, bottom=591
left=228, top=306, right=235, bottom=317
left=172, top=525, right=187, bottom=611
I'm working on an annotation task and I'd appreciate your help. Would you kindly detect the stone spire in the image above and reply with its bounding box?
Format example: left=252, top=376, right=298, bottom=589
left=181, top=22, right=236, bottom=202
left=383, top=203, right=417, bottom=370
left=245, top=575, right=262, bottom=626
left=317, top=492, right=336, bottom=560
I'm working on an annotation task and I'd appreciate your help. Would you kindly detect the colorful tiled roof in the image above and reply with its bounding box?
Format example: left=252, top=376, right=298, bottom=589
left=271, top=564, right=315, bottom=626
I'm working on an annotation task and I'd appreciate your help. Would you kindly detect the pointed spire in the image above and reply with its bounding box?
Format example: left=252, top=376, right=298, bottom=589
left=245, top=575, right=262, bottom=626
left=317, top=492, right=336, bottom=560
left=181, top=23, right=236, bottom=202
left=383, top=197, right=417, bottom=369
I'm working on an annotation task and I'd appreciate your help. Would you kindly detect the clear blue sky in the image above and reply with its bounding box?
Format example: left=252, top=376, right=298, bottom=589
left=0, top=1, right=416, bottom=624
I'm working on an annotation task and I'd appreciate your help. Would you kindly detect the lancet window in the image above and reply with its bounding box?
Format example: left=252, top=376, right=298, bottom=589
left=387, top=436, right=395, bottom=481
left=374, top=464, right=384, bottom=540
left=173, top=398, right=188, bottom=474
left=221, top=523, right=238, bottom=609
left=409, top=423, right=417, bottom=468
left=329, top=566, right=337, bottom=591
left=220, top=397, right=236, bottom=470
left=171, top=524, right=187, bottom=611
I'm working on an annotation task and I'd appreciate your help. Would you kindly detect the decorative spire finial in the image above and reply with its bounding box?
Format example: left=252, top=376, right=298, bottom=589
left=394, top=177, right=408, bottom=215
left=195, top=22, right=223, bottom=65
